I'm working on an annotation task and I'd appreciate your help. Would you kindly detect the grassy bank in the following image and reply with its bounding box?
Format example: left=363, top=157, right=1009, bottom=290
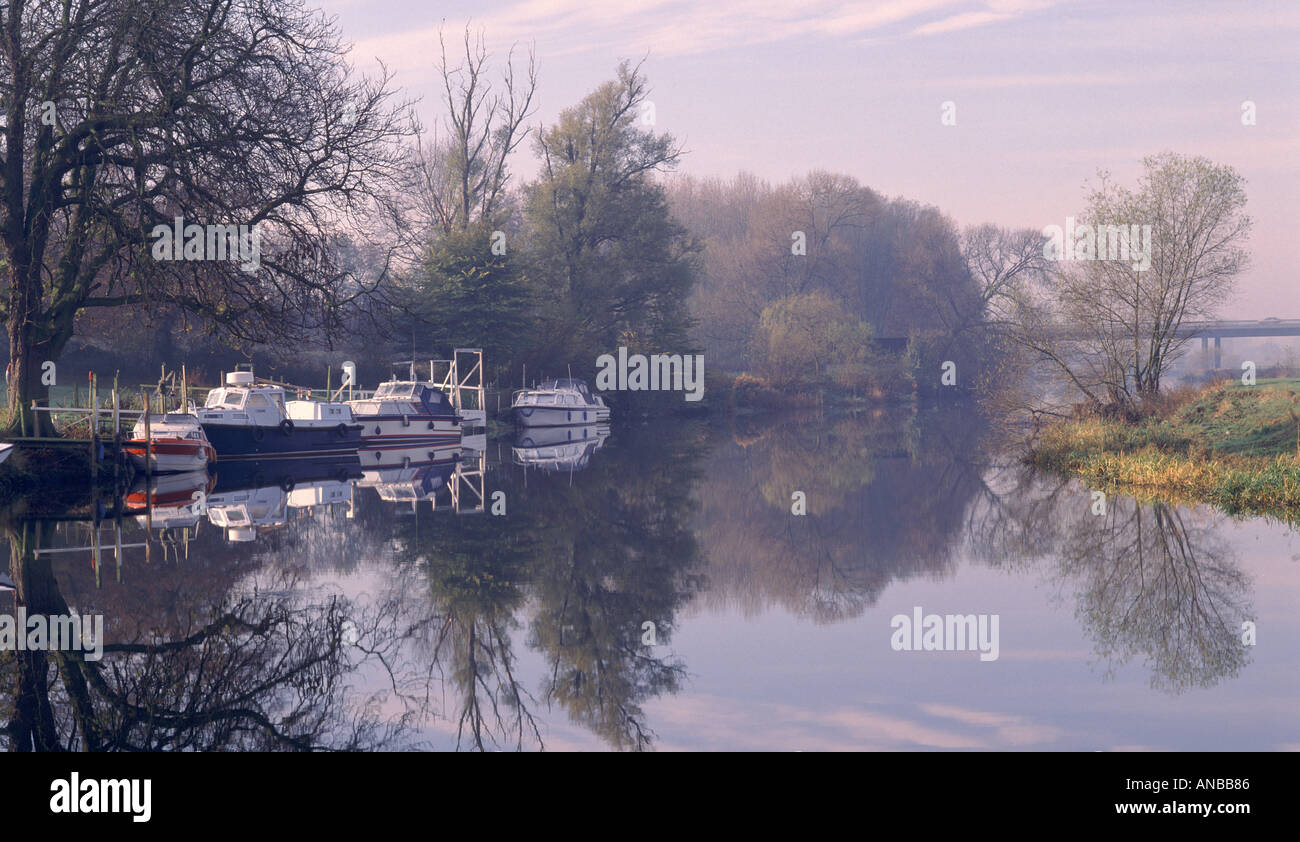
left=1030, top=378, right=1300, bottom=518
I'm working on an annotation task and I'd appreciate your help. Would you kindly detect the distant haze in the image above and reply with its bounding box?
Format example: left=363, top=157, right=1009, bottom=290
left=321, top=0, right=1300, bottom=319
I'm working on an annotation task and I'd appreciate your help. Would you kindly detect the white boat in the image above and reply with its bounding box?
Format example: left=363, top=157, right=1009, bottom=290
left=123, top=413, right=216, bottom=473
left=347, top=379, right=463, bottom=462
left=512, top=378, right=610, bottom=427
left=0, top=443, right=14, bottom=465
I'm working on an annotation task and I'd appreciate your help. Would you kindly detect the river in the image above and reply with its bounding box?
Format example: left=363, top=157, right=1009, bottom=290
left=2, top=404, right=1296, bottom=750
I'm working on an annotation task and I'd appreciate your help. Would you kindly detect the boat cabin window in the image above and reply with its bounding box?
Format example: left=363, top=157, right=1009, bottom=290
left=246, top=394, right=273, bottom=410
left=205, top=388, right=245, bottom=409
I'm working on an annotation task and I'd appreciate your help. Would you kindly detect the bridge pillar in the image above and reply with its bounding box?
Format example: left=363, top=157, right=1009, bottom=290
left=1201, top=336, right=1208, bottom=369
left=1214, top=336, right=1221, bottom=369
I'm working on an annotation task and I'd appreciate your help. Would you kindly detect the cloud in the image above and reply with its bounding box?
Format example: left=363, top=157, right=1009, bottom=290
left=647, top=693, right=1067, bottom=750
left=914, top=11, right=1012, bottom=35
left=349, top=0, right=1052, bottom=69
left=920, top=702, right=1064, bottom=745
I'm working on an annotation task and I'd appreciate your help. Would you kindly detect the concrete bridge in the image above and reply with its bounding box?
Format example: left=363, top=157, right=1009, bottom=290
left=1177, top=319, right=1300, bottom=367
left=874, top=318, right=1300, bottom=367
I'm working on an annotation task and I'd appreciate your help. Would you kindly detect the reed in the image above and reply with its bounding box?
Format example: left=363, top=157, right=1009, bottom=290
left=1031, top=377, right=1300, bottom=519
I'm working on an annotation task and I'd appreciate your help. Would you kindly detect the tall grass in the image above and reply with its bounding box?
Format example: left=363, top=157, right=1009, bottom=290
left=1032, top=378, right=1300, bottom=519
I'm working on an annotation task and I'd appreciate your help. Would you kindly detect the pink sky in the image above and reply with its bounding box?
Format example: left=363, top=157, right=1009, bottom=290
left=320, top=0, right=1300, bottom=318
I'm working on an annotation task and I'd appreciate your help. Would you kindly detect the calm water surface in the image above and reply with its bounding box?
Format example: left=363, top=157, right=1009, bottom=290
left=3, top=406, right=1297, bottom=750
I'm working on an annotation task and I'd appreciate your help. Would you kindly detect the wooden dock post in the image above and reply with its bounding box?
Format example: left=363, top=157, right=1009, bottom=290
left=142, top=386, right=153, bottom=565
left=142, top=388, right=152, bottom=480
left=112, top=372, right=121, bottom=484
left=89, top=372, right=99, bottom=477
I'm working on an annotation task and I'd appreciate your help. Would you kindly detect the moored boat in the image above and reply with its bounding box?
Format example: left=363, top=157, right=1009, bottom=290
left=347, top=379, right=463, bottom=459
left=512, top=378, right=610, bottom=427
left=123, top=413, right=216, bottom=473
left=197, top=371, right=362, bottom=461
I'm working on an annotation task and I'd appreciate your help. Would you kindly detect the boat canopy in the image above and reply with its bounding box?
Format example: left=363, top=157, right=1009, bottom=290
left=537, top=378, right=594, bottom=398
left=372, top=381, right=454, bottom=411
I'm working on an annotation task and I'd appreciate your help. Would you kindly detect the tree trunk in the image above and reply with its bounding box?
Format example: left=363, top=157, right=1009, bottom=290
left=6, top=278, right=54, bottom=437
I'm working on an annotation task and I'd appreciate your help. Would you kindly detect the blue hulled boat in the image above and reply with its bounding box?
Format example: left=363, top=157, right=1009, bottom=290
left=197, top=372, right=363, bottom=461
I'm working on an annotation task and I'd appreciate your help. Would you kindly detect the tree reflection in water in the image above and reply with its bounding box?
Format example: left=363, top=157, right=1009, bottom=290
left=0, top=404, right=1266, bottom=751
left=0, top=519, right=411, bottom=751
left=969, top=470, right=1252, bottom=692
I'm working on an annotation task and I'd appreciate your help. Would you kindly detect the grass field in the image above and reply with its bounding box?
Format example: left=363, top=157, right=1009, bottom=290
left=1031, top=378, right=1300, bottom=520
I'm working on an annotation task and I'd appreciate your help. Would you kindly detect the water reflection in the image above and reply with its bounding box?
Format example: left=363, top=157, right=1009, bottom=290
left=968, top=471, right=1252, bottom=692
left=0, top=405, right=1285, bottom=750
left=512, top=424, right=610, bottom=474
left=0, top=519, right=408, bottom=750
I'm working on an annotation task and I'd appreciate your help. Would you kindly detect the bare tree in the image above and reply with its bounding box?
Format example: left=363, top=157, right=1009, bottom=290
left=0, top=0, right=415, bottom=433
left=960, top=224, right=1048, bottom=328
left=1009, top=153, right=1251, bottom=414
left=411, top=26, right=537, bottom=238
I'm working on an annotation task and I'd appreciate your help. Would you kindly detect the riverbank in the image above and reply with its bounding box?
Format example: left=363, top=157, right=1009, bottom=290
left=1030, top=378, right=1300, bottom=519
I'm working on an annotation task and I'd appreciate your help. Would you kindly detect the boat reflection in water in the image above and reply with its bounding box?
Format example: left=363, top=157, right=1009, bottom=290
left=207, top=470, right=357, bottom=542
left=355, top=443, right=467, bottom=511
left=125, top=469, right=215, bottom=531
left=512, top=424, right=610, bottom=474
left=191, top=445, right=483, bottom=541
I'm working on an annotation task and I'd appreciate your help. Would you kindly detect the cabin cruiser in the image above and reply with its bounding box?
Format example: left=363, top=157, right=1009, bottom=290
left=512, top=378, right=611, bottom=427
left=512, top=424, right=610, bottom=472
left=347, top=379, right=463, bottom=463
left=123, top=413, right=216, bottom=473
left=198, top=371, right=363, bottom=460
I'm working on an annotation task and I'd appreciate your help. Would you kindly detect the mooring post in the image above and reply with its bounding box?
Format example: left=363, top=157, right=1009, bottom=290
left=142, top=388, right=152, bottom=480
left=112, top=372, right=121, bottom=484
left=143, top=386, right=153, bottom=564
left=90, top=372, right=98, bottom=477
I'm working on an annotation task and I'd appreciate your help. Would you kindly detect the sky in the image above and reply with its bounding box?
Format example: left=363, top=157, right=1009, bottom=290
left=317, top=0, right=1300, bottom=319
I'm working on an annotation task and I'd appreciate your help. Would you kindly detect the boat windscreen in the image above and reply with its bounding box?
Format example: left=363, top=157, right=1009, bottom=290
left=378, top=383, right=418, bottom=398
left=204, top=388, right=245, bottom=409
left=540, top=378, right=591, bottom=397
